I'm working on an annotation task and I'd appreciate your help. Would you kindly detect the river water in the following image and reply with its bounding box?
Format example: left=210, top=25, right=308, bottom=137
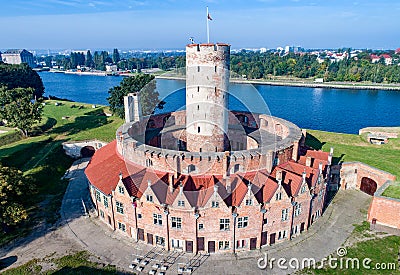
left=39, top=71, right=400, bottom=134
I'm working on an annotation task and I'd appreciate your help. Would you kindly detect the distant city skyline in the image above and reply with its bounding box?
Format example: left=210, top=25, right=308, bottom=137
left=1, top=0, right=399, bottom=50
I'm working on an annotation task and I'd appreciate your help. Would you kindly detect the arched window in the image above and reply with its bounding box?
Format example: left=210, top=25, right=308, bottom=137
left=188, top=164, right=196, bottom=173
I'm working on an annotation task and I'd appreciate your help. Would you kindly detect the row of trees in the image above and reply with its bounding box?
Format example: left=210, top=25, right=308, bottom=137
left=230, top=51, right=400, bottom=83
left=54, top=49, right=121, bottom=70
left=0, top=62, right=44, bottom=229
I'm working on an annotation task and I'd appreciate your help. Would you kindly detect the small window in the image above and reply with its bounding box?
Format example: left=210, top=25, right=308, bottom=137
left=118, top=186, right=125, bottom=194
left=198, top=223, right=204, bottom=230
left=146, top=159, right=153, bottom=167
left=278, top=230, right=287, bottom=240
left=118, top=222, right=126, bottom=232
left=100, top=210, right=104, bottom=219
left=116, top=201, right=124, bottom=214
left=294, top=203, right=302, bottom=217
left=245, top=199, right=253, bottom=206
left=188, top=164, right=196, bottom=173
left=197, top=126, right=201, bottom=133
left=275, top=192, right=282, bottom=201
left=197, top=66, right=200, bottom=72
left=197, top=86, right=200, bottom=92
left=137, top=213, right=142, bottom=219
left=178, top=200, right=185, bottom=207
left=218, top=241, right=229, bottom=250
left=146, top=194, right=153, bottom=202
left=171, top=217, right=182, bottom=229
left=95, top=190, right=101, bottom=202
left=236, top=240, right=246, bottom=248
left=155, top=236, right=165, bottom=246
left=220, top=218, right=230, bottom=231
left=237, top=217, right=248, bottom=228
left=263, top=218, right=268, bottom=225
left=212, top=201, right=219, bottom=208
left=197, top=105, right=200, bottom=111
left=103, top=195, right=109, bottom=208
left=281, top=208, right=289, bottom=221
left=153, top=213, right=162, bottom=226
left=301, top=185, right=307, bottom=194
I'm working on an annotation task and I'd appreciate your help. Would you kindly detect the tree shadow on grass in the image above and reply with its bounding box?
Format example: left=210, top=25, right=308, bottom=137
left=305, top=132, right=326, bottom=150
left=50, top=114, right=109, bottom=137
left=0, top=255, right=18, bottom=270
left=53, top=265, right=118, bottom=275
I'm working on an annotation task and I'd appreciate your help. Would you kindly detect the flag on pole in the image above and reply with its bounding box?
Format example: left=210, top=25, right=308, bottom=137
left=207, top=13, right=212, bottom=20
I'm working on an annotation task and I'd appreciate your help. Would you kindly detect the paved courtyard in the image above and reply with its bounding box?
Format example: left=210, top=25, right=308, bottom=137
left=0, top=159, right=372, bottom=274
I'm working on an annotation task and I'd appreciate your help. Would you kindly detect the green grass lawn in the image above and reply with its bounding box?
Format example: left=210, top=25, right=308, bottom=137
left=306, top=130, right=400, bottom=178
left=381, top=184, right=400, bottom=200
left=1, top=251, right=117, bottom=274
left=0, top=100, right=122, bottom=245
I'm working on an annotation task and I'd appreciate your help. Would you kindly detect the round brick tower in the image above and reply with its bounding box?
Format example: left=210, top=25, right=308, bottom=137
left=185, top=43, right=230, bottom=152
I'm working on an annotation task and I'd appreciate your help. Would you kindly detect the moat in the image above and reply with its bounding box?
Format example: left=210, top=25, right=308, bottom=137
left=39, top=71, right=400, bottom=134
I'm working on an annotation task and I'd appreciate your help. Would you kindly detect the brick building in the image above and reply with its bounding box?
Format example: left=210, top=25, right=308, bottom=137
left=85, top=43, right=333, bottom=253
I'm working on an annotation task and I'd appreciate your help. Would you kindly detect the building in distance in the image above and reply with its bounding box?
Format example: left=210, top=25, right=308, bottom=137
left=1, top=49, right=35, bottom=67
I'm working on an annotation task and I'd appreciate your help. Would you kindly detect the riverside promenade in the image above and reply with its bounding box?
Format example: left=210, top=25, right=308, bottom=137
left=0, top=159, right=372, bottom=274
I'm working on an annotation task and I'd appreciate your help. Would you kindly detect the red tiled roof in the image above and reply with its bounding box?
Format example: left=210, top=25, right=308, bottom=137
left=182, top=175, right=217, bottom=207
left=380, top=54, right=391, bottom=59
left=225, top=175, right=248, bottom=206
left=85, top=140, right=130, bottom=195
left=395, top=48, right=400, bottom=54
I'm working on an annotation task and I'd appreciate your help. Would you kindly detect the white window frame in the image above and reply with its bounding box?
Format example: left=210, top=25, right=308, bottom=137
left=116, top=201, right=124, bottom=214
left=103, top=195, right=109, bottom=208
left=177, top=200, right=185, bottom=207
left=118, top=221, right=126, bottom=232
left=146, top=194, right=153, bottom=202
left=294, top=203, right=302, bottom=217
left=118, top=186, right=125, bottom=194
left=171, top=217, right=182, bottom=229
left=212, top=201, right=219, bottom=208
left=237, top=217, right=248, bottom=228
left=219, top=218, right=230, bottom=231
left=281, top=208, right=289, bottom=221
left=245, top=199, right=253, bottom=206
left=153, top=213, right=162, bottom=226
left=276, top=192, right=282, bottom=201
left=218, top=241, right=230, bottom=250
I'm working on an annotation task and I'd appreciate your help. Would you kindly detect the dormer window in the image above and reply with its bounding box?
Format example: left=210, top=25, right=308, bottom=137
left=118, top=186, right=125, bottom=194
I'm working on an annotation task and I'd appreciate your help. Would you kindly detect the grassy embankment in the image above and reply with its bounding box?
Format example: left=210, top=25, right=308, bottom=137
left=302, top=130, right=400, bottom=274
left=0, top=100, right=123, bottom=245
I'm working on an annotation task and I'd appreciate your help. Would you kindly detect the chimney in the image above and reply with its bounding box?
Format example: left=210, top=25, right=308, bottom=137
left=247, top=183, right=252, bottom=196
left=168, top=174, right=174, bottom=193
left=302, top=170, right=306, bottom=184
left=328, top=147, right=334, bottom=165
left=276, top=169, right=283, bottom=185
left=179, top=181, right=183, bottom=195
left=305, top=156, right=312, bottom=167
left=147, top=179, right=152, bottom=188
left=318, top=162, right=323, bottom=173
left=213, top=184, right=219, bottom=195
left=119, top=171, right=123, bottom=181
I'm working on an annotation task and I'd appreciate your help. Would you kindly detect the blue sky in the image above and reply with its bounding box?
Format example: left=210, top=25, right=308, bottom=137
left=1, top=0, right=399, bottom=50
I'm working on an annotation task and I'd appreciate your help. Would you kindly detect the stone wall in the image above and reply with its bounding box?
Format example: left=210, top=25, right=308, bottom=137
left=367, top=182, right=400, bottom=230
left=340, top=162, right=396, bottom=193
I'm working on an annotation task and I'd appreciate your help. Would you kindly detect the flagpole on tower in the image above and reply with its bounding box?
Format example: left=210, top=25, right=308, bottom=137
left=206, top=7, right=210, bottom=43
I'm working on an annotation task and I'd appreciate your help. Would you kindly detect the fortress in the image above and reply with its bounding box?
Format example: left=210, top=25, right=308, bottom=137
left=85, top=43, right=332, bottom=253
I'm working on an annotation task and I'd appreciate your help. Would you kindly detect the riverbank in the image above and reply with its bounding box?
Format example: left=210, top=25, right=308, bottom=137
left=156, top=75, right=400, bottom=91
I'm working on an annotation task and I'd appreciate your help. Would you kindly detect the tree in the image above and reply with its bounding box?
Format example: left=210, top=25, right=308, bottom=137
left=0, top=86, right=43, bottom=137
left=85, top=50, right=94, bottom=68
left=0, top=165, right=33, bottom=228
left=113, top=48, right=120, bottom=64
left=0, top=63, right=45, bottom=99
left=107, top=74, right=164, bottom=118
